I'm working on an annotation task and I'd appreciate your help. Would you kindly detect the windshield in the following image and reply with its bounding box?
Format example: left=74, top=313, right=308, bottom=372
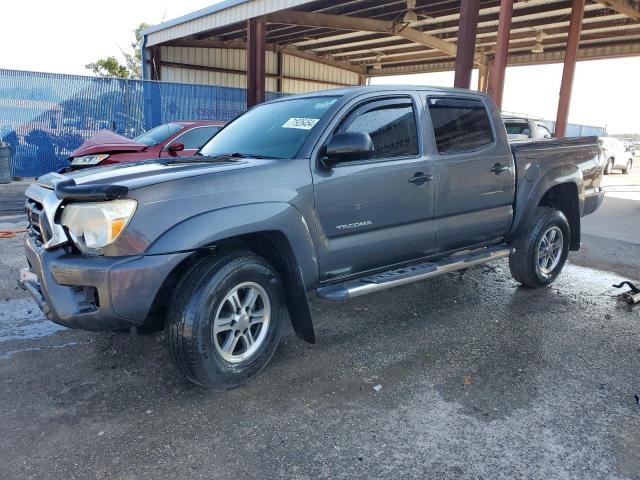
left=199, top=97, right=338, bottom=159
left=134, top=123, right=183, bottom=146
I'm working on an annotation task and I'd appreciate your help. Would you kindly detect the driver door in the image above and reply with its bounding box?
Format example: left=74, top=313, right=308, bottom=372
left=312, top=95, right=436, bottom=281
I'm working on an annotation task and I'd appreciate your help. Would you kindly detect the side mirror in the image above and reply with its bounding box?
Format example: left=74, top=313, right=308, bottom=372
left=322, top=132, right=374, bottom=169
left=167, top=142, right=185, bottom=153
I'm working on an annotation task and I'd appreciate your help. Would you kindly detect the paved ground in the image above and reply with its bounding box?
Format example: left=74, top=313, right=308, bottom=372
left=575, top=167, right=640, bottom=280
left=0, top=172, right=639, bottom=479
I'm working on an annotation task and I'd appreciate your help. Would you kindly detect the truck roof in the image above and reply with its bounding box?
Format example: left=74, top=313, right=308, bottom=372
left=267, top=85, right=490, bottom=103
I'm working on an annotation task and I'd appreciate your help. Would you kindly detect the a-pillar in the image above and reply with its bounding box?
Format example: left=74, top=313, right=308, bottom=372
left=247, top=16, right=266, bottom=108
left=453, top=0, right=480, bottom=89
left=554, top=0, right=585, bottom=137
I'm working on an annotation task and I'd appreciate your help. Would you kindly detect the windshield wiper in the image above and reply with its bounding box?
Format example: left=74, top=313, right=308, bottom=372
left=160, top=155, right=241, bottom=165
left=192, top=152, right=282, bottom=160
left=215, top=152, right=285, bottom=159
left=224, top=152, right=264, bottom=159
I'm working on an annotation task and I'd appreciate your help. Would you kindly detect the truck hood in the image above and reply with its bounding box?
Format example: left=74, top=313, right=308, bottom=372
left=70, top=130, right=148, bottom=158
left=37, top=157, right=260, bottom=191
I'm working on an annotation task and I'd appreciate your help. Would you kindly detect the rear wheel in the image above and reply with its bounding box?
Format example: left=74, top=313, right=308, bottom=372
left=604, top=158, right=614, bottom=175
left=623, top=159, right=632, bottom=174
left=166, top=251, right=285, bottom=389
left=509, top=207, right=570, bottom=288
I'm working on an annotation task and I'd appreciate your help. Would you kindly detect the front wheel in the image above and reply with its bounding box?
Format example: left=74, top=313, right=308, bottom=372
left=166, top=251, right=285, bottom=388
left=509, top=207, right=570, bottom=288
left=622, top=159, right=632, bottom=174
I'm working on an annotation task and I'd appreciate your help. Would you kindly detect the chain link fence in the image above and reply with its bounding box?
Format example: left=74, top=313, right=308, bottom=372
left=0, top=69, right=283, bottom=177
left=1, top=68, right=608, bottom=178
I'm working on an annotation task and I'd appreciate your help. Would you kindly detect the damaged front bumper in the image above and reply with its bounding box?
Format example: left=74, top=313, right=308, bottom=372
left=20, top=234, right=191, bottom=331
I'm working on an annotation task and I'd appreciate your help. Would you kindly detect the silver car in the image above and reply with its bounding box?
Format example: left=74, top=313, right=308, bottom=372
left=599, top=136, right=634, bottom=174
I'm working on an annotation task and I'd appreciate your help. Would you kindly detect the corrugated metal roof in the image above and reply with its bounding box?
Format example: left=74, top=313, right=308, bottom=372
left=145, top=0, right=640, bottom=76
left=145, top=0, right=316, bottom=46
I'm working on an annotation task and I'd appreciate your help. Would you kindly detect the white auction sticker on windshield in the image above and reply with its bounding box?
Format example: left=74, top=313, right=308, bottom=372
left=282, top=117, right=319, bottom=130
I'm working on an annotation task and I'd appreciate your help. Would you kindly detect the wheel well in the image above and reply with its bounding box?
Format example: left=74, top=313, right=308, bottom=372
left=538, top=183, right=580, bottom=251
left=142, top=231, right=315, bottom=342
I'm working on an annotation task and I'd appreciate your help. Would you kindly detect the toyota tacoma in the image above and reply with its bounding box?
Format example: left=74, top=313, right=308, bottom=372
left=20, top=86, right=605, bottom=388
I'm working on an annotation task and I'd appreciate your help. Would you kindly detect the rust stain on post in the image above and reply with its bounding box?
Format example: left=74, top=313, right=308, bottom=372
left=487, top=0, right=514, bottom=108
left=454, top=0, right=480, bottom=89
left=247, top=16, right=266, bottom=108
left=554, top=0, right=585, bottom=137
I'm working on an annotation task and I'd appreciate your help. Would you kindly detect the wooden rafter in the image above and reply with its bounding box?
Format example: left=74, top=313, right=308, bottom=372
left=265, top=9, right=460, bottom=59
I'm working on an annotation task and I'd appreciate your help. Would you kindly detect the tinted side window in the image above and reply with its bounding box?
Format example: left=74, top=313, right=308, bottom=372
left=427, top=98, right=493, bottom=153
left=174, top=126, right=220, bottom=149
left=134, top=123, right=183, bottom=146
left=337, top=100, right=419, bottom=159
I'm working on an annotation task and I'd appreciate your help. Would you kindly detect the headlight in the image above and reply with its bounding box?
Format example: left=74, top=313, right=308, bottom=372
left=60, top=200, right=136, bottom=253
left=71, top=154, right=110, bottom=166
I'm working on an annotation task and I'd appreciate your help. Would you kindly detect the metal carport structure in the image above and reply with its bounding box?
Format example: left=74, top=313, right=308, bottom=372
left=142, top=0, right=640, bottom=136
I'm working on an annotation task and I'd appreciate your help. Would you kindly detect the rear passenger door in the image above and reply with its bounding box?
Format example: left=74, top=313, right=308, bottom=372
left=312, top=94, right=436, bottom=281
left=423, top=95, right=515, bottom=253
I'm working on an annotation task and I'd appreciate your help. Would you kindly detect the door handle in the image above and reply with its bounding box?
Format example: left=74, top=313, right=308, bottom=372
left=490, top=163, right=509, bottom=174
left=408, top=172, right=433, bottom=185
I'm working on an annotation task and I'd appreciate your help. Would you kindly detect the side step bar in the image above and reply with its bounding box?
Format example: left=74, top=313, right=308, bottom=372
left=316, top=244, right=513, bottom=301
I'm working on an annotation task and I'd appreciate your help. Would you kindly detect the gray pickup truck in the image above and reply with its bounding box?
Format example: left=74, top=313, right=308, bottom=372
left=21, top=85, right=605, bottom=388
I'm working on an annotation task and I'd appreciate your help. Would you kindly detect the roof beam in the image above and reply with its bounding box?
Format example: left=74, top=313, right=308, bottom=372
left=327, top=11, right=634, bottom=60
left=269, top=0, right=577, bottom=47
left=593, top=0, right=640, bottom=20
left=278, top=44, right=365, bottom=74
left=265, top=10, right=459, bottom=58
left=344, top=19, right=639, bottom=63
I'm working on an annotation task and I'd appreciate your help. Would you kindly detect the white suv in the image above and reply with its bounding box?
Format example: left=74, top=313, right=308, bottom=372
left=599, top=137, right=634, bottom=175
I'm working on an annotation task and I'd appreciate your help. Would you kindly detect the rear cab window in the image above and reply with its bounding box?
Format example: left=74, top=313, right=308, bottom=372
left=334, top=97, right=419, bottom=160
left=426, top=97, right=494, bottom=154
left=504, top=120, right=532, bottom=137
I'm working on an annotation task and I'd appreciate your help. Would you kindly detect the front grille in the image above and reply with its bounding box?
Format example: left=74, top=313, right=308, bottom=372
left=25, top=198, right=50, bottom=245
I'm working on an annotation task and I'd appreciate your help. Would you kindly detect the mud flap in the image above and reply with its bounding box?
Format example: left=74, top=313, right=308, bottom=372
left=285, top=265, right=316, bottom=344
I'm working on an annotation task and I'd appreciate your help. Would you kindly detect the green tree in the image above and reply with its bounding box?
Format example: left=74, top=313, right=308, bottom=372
left=85, top=56, right=130, bottom=78
left=85, top=23, right=150, bottom=79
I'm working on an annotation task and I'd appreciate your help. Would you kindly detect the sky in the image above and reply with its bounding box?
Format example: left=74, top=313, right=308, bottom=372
left=1, top=0, right=639, bottom=134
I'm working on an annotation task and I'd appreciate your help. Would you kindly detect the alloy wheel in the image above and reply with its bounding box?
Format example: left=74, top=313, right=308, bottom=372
left=536, top=226, right=564, bottom=276
left=212, top=282, right=271, bottom=363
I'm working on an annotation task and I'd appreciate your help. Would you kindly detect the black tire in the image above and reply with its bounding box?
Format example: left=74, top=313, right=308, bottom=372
left=622, top=159, right=632, bottom=175
left=166, top=251, right=285, bottom=389
left=509, top=207, right=570, bottom=288
left=604, top=158, right=614, bottom=175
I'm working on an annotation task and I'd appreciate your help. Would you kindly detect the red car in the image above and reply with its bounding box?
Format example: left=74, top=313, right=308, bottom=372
left=68, top=120, right=224, bottom=169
